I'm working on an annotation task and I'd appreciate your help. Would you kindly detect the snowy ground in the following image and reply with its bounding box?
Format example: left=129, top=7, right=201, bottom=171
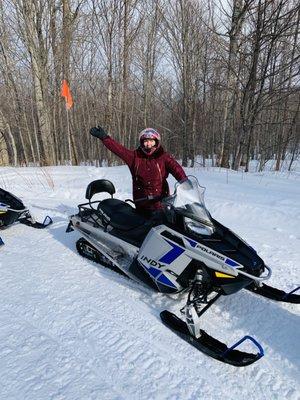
left=0, top=163, right=299, bottom=400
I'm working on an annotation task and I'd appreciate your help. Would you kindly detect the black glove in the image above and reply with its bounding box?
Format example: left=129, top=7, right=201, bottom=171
left=181, top=178, right=193, bottom=190
left=90, top=126, right=108, bottom=139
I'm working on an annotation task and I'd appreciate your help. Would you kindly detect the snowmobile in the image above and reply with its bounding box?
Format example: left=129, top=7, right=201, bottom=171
left=0, top=187, right=52, bottom=233
left=67, top=176, right=299, bottom=367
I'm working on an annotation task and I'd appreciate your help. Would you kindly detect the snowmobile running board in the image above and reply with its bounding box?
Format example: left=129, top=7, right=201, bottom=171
left=160, top=310, right=264, bottom=367
left=247, top=283, right=300, bottom=304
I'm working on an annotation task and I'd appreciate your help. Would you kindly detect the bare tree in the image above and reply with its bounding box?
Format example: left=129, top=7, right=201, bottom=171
left=0, top=0, right=299, bottom=169
left=161, top=0, right=205, bottom=166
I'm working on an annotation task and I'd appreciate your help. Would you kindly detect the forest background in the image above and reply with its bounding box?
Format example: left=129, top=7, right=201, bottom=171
left=0, top=0, right=299, bottom=172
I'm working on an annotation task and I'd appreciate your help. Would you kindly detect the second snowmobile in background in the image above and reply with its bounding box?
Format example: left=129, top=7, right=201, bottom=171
left=67, top=176, right=299, bottom=367
left=0, top=187, right=52, bottom=231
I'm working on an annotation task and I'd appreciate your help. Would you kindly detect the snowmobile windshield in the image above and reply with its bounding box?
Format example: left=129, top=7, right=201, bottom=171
left=163, top=176, right=214, bottom=235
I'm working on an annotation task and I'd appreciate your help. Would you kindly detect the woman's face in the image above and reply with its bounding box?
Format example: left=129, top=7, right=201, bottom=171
left=143, top=138, right=156, bottom=149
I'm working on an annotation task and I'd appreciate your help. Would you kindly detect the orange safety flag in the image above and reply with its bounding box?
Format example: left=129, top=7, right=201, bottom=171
left=61, top=79, right=73, bottom=109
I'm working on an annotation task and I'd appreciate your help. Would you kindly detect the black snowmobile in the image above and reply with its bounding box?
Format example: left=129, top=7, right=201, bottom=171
left=67, top=176, right=299, bottom=367
left=0, top=187, right=52, bottom=234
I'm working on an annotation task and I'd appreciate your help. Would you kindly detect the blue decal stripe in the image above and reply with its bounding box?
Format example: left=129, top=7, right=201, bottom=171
left=145, top=266, right=161, bottom=278
left=159, top=240, right=185, bottom=264
left=185, top=238, right=198, bottom=247
left=225, top=258, right=239, bottom=267
left=157, top=274, right=177, bottom=288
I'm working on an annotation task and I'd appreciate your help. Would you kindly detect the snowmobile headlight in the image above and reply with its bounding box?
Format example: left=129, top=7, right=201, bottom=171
left=0, top=203, right=8, bottom=214
left=184, top=217, right=214, bottom=236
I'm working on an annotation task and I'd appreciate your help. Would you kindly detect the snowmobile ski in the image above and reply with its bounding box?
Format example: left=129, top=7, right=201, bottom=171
left=160, top=310, right=264, bottom=367
left=19, top=215, right=53, bottom=229
left=247, top=283, right=300, bottom=304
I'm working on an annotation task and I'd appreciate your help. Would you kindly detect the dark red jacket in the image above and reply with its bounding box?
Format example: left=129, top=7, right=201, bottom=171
left=102, top=136, right=187, bottom=210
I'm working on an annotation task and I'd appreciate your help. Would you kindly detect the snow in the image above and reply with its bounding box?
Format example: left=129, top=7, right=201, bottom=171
left=0, top=163, right=299, bottom=400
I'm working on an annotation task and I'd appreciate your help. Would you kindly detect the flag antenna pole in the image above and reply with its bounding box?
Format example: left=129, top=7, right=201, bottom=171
left=61, top=79, right=74, bottom=165
left=66, top=107, right=72, bottom=165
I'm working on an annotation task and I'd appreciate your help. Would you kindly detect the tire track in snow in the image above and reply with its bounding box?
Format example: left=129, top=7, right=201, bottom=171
left=2, top=225, right=299, bottom=400
left=1, top=166, right=300, bottom=400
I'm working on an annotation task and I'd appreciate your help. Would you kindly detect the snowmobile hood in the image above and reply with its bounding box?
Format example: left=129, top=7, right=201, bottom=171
left=0, top=188, right=25, bottom=211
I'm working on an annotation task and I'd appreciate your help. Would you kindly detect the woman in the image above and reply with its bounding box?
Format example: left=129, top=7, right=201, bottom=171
left=90, top=126, right=188, bottom=216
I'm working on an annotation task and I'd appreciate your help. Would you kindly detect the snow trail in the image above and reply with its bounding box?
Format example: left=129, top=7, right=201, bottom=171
left=0, top=165, right=299, bottom=400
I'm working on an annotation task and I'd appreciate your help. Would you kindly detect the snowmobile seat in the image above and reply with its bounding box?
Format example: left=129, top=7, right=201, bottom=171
left=98, top=198, right=149, bottom=231
left=97, top=198, right=158, bottom=246
left=86, top=179, right=116, bottom=200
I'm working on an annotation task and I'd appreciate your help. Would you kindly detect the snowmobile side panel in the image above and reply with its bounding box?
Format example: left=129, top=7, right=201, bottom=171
left=76, top=238, right=127, bottom=276
left=0, top=207, right=27, bottom=227
left=70, top=216, right=144, bottom=284
left=75, top=237, right=159, bottom=291
left=160, top=310, right=263, bottom=367
left=138, top=224, right=271, bottom=295
left=70, top=214, right=139, bottom=259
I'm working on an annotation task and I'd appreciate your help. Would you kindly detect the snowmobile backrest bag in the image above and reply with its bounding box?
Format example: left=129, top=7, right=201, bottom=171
left=85, top=179, right=116, bottom=200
